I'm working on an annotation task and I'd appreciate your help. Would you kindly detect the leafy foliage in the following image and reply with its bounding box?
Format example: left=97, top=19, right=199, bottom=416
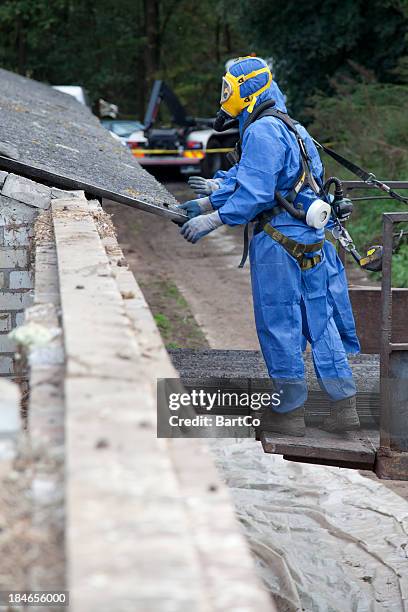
left=308, top=68, right=408, bottom=286
left=0, top=0, right=147, bottom=113
left=0, top=0, right=406, bottom=119
left=0, top=0, right=244, bottom=117
left=236, top=0, right=408, bottom=117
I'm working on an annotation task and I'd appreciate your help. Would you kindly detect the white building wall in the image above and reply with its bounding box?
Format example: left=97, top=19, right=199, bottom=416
left=0, top=173, right=52, bottom=374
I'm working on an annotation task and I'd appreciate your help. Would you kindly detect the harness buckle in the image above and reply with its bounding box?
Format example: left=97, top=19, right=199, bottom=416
left=365, top=172, right=377, bottom=186
left=292, top=243, right=305, bottom=258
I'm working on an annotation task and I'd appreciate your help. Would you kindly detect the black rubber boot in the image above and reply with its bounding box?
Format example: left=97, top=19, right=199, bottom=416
left=321, top=396, right=360, bottom=433
left=258, top=406, right=306, bottom=437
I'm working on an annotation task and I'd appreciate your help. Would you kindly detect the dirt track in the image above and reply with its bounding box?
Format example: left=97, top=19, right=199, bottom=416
left=105, top=176, right=372, bottom=349
left=105, top=179, right=259, bottom=350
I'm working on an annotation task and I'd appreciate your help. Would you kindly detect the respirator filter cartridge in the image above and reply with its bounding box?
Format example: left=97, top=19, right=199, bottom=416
left=305, top=199, right=331, bottom=229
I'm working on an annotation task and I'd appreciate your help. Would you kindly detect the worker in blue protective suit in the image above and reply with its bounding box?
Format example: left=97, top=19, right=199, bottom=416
left=177, top=56, right=360, bottom=436
left=188, top=168, right=360, bottom=355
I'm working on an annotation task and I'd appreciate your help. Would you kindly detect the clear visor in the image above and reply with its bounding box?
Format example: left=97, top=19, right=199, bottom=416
left=220, top=77, right=233, bottom=104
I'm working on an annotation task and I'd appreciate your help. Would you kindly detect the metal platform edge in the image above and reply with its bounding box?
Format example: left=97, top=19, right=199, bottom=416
left=261, top=427, right=379, bottom=471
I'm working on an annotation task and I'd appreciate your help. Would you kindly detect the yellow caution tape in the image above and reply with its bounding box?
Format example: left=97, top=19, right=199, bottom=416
left=131, top=147, right=234, bottom=155
left=204, top=148, right=234, bottom=153
left=134, top=149, right=181, bottom=154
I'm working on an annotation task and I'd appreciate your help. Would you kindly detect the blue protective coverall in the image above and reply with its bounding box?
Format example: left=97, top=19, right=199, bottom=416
left=212, top=66, right=359, bottom=412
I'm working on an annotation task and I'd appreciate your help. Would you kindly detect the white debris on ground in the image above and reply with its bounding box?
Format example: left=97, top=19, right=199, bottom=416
left=9, top=321, right=59, bottom=348
left=210, top=439, right=408, bottom=612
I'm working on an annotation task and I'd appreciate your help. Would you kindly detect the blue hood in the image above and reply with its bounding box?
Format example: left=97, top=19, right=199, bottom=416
left=238, top=80, right=287, bottom=133
left=226, top=57, right=287, bottom=134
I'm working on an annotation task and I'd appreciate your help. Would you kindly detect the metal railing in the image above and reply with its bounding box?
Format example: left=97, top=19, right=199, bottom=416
left=376, top=211, right=408, bottom=478
left=338, top=180, right=408, bottom=478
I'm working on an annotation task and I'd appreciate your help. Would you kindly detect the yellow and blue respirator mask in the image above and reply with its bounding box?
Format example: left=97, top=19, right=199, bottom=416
left=220, top=61, right=272, bottom=118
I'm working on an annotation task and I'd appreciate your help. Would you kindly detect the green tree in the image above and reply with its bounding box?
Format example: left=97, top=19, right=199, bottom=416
left=308, top=67, right=408, bottom=286
left=145, top=0, right=245, bottom=117
left=0, top=0, right=147, bottom=112
left=0, top=0, right=244, bottom=118
left=237, top=0, right=408, bottom=116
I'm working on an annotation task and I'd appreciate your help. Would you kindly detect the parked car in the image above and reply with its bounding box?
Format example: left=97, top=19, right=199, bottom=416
left=100, top=119, right=148, bottom=151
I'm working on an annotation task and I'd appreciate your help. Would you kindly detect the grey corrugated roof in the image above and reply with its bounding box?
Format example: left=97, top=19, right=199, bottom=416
left=0, top=68, right=184, bottom=220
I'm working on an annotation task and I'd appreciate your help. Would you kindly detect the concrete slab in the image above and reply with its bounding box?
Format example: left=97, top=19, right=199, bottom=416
left=0, top=313, right=11, bottom=332
left=2, top=173, right=51, bottom=209
left=0, top=195, right=39, bottom=224
left=0, top=355, right=13, bottom=374
left=0, top=291, right=33, bottom=310
left=53, top=196, right=275, bottom=612
left=25, top=232, right=65, bottom=592
left=4, top=224, right=34, bottom=246
left=9, top=270, right=34, bottom=289
left=0, top=333, right=16, bottom=353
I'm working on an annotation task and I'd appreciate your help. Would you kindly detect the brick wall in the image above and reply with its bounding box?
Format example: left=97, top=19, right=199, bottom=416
left=0, top=172, right=51, bottom=376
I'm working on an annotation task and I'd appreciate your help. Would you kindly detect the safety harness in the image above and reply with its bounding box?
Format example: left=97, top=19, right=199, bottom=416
left=263, top=226, right=323, bottom=270
left=229, top=100, right=408, bottom=272
left=312, top=140, right=408, bottom=205
left=235, top=100, right=325, bottom=268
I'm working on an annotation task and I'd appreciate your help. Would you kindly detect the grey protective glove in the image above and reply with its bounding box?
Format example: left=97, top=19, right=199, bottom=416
left=188, top=175, right=221, bottom=196
left=180, top=210, right=223, bottom=243
left=176, top=197, right=214, bottom=220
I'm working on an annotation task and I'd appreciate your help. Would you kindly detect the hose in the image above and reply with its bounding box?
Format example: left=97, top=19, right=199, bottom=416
left=323, top=176, right=343, bottom=200
left=275, top=192, right=306, bottom=221
left=213, top=110, right=238, bottom=132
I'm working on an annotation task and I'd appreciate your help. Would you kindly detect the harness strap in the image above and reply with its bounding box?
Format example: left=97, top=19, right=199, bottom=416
left=238, top=104, right=322, bottom=197
left=263, top=224, right=324, bottom=269
left=237, top=168, right=308, bottom=268
left=238, top=205, right=286, bottom=269
left=301, top=254, right=322, bottom=271
left=258, top=109, right=321, bottom=195
left=286, top=171, right=306, bottom=205
left=256, top=205, right=286, bottom=227
left=238, top=223, right=250, bottom=269
left=313, top=139, right=408, bottom=205
left=235, top=103, right=323, bottom=269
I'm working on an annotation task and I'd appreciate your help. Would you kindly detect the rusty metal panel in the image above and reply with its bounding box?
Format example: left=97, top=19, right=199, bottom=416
left=375, top=447, right=408, bottom=480
left=349, top=287, right=408, bottom=353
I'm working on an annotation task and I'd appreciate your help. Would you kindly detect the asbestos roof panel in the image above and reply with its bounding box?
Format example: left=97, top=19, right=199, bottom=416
left=0, top=68, right=181, bottom=216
